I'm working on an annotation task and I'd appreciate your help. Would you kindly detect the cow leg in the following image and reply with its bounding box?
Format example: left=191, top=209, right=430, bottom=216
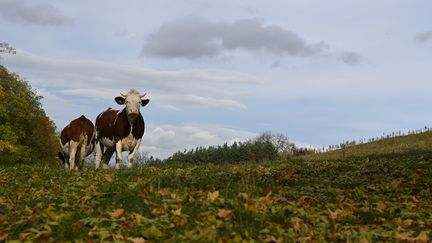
left=64, top=156, right=70, bottom=169
left=79, top=141, right=87, bottom=170
left=115, top=141, right=123, bottom=169
left=102, top=149, right=114, bottom=169
left=127, top=139, right=141, bottom=168
left=68, top=141, right=79, bottom=171
left=95, top=140, right=103, bottom=169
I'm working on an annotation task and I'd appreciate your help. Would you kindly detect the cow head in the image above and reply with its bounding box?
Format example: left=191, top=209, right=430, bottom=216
left=114, top=89, right=149, bottom=120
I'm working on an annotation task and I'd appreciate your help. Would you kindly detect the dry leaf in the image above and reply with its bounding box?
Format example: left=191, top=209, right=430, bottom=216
left=109, top=208, right=124, bottom=219
left=158, top=188, right=171, bottom=197
left=207, top=191, right=219, bottom=202
left=172, top=208, right=182, bottom=216
left=217, top=209, right=232, bottom=220
left=104, top=174, right=113, bottom=182
left=128, top=237, right=146, bottom=243
left=238, top=192, right=249, bottom=201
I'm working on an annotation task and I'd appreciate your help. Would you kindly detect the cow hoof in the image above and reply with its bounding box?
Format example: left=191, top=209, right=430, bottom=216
left=102, top=164, right=109, bottom=169
left=127, top=163, right=132, bottom=169
left=115, top=164, right=120, bottom=170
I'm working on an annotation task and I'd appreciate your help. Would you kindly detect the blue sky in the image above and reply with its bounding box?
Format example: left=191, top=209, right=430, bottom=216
left=1, top=0, right=432, bottom=158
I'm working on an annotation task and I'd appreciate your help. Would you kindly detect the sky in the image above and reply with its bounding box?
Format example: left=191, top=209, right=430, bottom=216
left=1, top=0, right=432, bottom=159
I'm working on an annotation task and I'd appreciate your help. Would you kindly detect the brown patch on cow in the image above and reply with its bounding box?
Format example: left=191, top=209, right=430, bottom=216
left=95, top=108, right=145, bottom=142
left=60, top=115, right=95, bottom=146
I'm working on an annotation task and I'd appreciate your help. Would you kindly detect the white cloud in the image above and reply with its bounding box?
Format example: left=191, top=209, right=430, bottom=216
left=0, top=0, right=73, bottom=26
left=142, top=16, right=327, bottom=59
left=141, top=123, right=258, bottom=158
left=3, top=49, right=257, bottom=109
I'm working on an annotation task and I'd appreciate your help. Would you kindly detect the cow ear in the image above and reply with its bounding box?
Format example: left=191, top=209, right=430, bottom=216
left=115, top=96, right=125, bottom=105
left=141, top=99, right=150, bottom=107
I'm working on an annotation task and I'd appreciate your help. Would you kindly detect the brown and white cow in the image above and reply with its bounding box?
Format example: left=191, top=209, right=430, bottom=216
left=94, top=89, right=149, bottom=169
left=58, top=115, right=95, bottom=170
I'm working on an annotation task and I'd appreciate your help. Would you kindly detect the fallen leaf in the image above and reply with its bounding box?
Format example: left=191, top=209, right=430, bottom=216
left=80, top=195, right=92, bottom=203
left=238, top=192, right=249, bottom=201
left=172, top=208, right=182, bottom=216
left=109, top=208, right=125, bottom=219
left=207, top=191, right=219, bottom=202
left=158, top=188, right=171, bottom=197
left=244, top=203, right=256, bottom=212
left=217, top=209, right=232, bottom=220
left=413, top=231, right=429, bottom=242
left=0, top=232, right=8, bottom=241
left=328, top=208, right=343, bottom=221
left=104, top=174, right=113, bottom=182
left=128, top=237, right=146, bottom=243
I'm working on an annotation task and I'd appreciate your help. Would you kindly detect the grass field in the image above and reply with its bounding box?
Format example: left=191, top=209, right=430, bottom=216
left=1, top=133, right=432, bottom=242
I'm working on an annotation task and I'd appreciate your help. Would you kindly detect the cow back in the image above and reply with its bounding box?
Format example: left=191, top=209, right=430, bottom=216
left=60, top=115, right=95, bottom=145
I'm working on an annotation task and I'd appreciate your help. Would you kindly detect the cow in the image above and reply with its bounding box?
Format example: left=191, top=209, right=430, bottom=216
left=94, top=89, right=149, bottom=169
left=58, top=115, right=95, bottom=170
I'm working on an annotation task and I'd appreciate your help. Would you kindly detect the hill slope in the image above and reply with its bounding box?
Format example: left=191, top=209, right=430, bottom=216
left=0, top=132, right=431, bottom=241
left=306, top=131, right=432, bottom=161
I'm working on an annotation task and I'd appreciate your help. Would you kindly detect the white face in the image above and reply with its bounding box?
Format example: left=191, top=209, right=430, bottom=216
left=124, top=92, right=141, bottom=118
left=115, top=90, right=150, bottom=119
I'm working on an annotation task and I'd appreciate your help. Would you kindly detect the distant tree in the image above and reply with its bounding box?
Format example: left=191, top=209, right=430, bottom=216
left=134, top=151, right=150, bottom=164
left=255, top=132, right=296, bottom=159
left=0, top=65, right=58, bottom=165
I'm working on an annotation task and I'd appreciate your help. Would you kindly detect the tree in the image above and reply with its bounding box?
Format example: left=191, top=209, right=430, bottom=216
left=0, top=65, right=58, bottom=165
left=255, top=132, right=296, bottom=159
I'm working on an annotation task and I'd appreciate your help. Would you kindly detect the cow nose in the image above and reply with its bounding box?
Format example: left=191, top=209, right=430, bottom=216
left=130, top=108, right=138, bottom=114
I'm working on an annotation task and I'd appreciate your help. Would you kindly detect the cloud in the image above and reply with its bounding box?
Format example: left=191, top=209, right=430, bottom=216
left=142, top=16, right=327, bottom=59
left=3, top=49, right=257, bottom=110
left=415, top=31, right=432, bottom=43
left=0, top=0, right=73, bottom=26
left=141, top=123, right=258, bottom=158
left=340, top=51, right=363, bottom=65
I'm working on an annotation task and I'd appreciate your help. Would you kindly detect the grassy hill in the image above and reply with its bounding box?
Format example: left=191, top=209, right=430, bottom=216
left=0, top=132, right=431, bottom=241
left=307, top=131, right=432, bottom=161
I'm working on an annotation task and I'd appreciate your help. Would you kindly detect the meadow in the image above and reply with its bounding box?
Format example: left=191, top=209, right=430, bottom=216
left=1, top=132, right=432, bottom=242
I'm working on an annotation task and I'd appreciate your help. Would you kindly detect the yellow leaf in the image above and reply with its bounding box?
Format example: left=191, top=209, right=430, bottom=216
left=207, top=191, right=219, bottom=202
left=172, top=208, right=182, bottom=216
left=134, top=213, right=143, bottom=224
left=328, top=208, right=343, bottom=221
left=257, top=191, right=273, bottom=203
left=217, top=209, right=232, bottom=220
left=128, top=237, right=146, bottom=243
left=109, top=208, right=124, bottom=219
left=104, top=174, right=113, bottom=182
left=414, top=231, right=429, bottom=242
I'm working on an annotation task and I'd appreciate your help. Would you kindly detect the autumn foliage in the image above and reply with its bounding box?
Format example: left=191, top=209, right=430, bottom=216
left=0, top=65, right=58, bottom=165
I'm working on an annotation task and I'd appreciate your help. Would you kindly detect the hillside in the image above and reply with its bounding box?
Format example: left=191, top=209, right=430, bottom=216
left=305, top=131, right=432, bottom=161
left=0, top=132, right=431, bottom=241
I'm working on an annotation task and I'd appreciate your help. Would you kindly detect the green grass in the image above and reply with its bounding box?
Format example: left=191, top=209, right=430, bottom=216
left=1, top=133, right=432, bottom=241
